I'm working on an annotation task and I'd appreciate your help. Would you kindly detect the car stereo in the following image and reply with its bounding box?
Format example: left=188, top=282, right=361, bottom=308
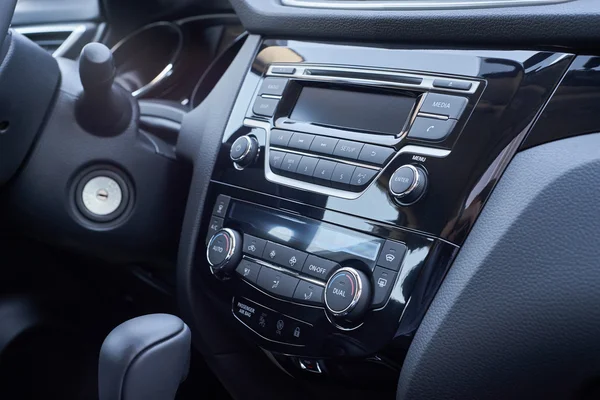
left=239, top=64, right=480, bottom=200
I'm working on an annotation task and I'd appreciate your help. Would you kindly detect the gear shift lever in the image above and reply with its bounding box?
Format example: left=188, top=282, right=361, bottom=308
left=98, top=314, right=191, bottom=400
left=76, top=42, right=133, bottom=135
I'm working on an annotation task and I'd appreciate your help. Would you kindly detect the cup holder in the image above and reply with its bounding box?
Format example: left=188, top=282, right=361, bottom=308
left=111, top=21, right=184, bottom=98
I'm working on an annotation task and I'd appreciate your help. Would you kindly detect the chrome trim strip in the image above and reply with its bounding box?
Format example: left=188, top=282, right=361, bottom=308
left=418, top=112, right=449, bottom=121
left=110, top=21, right=183, bottom=98
left=14, top=24, right=88, bottom=58
left=280, top=0, right=570, bottom=10
left=245, top=118, right=451, bottom=200
left=267, top=64, right=479, bottom=95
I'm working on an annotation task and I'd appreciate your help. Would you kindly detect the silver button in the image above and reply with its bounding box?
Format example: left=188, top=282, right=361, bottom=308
left=81, top=176, right=123, bottom=216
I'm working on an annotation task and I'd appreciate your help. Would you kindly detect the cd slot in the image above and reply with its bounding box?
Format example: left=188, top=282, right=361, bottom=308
left=304, top=68, right=423, bottom=86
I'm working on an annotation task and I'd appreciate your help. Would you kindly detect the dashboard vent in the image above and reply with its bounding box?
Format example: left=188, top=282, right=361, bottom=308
left=13, top=24, right=86, bottom=57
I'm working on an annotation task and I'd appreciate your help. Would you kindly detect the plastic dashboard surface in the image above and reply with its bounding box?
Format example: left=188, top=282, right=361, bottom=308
left=228, top=0, right=600, bottom=47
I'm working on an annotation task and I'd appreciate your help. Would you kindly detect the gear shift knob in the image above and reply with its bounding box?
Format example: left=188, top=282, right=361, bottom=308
left=77, top=43, right=133, bottom=135
left=98, top=314, right=191, bottom=400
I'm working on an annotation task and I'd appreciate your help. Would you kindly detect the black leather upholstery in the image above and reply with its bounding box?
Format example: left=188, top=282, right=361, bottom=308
left=99, top=314, right=191, bottom=400
left=0, top=0, right=15, bottom=49
left=397, top=132, right=600, bottom=400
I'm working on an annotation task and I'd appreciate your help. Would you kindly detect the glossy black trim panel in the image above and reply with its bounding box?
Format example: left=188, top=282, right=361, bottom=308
left=218, top=40, right=573, bottom=245
left=521, top=55, right=600, bottom=150
left=197, top=183, right=457, bottom=357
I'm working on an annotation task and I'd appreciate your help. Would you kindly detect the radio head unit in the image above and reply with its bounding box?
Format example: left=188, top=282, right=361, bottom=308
left=242, top=63, right=481, bottom=199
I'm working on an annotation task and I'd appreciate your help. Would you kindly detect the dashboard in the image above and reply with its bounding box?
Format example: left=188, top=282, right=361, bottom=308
left=4, top=0, right=600, bottom=399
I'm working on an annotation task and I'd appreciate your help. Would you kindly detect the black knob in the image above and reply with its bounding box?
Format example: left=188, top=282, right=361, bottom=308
left=230, top=136, right=259, bottom=168
left=324, top=267, right=372, bottom=324
left=389, top=165, right=428, bottom=205
left=76, top=43, right=132, bottom=136
left=206, top=228, right=242, bottom=276
left=79, top=42, right=116, bottom=94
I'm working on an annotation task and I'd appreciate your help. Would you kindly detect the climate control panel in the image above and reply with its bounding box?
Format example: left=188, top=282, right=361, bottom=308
left=200, top=192, right=441, bottom=355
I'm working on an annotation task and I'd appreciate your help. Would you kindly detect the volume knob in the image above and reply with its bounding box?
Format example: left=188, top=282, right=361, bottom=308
left=389, top=165, right=428, bottom=205
left=230, top=135, right=259, bottom=168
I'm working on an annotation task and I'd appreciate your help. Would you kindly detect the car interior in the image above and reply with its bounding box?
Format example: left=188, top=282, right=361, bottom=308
left=2, top=0, right=600, bottom=399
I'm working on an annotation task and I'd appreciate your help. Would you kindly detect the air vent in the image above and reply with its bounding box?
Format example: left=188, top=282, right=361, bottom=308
left=13, top=24, right=86, bottom=57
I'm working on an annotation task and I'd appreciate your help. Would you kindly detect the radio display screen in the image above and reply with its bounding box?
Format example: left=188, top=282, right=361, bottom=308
left=289, top=86, right=416, bottom=135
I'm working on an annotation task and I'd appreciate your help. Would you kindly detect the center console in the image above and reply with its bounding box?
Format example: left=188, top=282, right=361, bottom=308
left=187, top=39, right=572, bottom=381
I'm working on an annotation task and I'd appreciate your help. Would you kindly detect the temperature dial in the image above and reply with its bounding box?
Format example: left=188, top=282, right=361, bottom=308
left=324, top=267, right=372, bottom=323
left=206, top=228, right=242, bottom=276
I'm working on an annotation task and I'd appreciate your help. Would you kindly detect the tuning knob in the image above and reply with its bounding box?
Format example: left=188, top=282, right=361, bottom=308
left=324, top=268, right=372, bottom=324
left=389, top=165, right=428, bottom=205
left=206, top=228, right=242, bottom=277
left=230, top=135, right=259, bottom=168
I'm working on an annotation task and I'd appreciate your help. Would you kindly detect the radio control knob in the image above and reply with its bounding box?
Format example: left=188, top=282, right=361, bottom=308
left=389, top=165, right=428, bottom=205
left=206, top=228, right=242, bottom=276
left=324, top=267, right=372, bottom=324
left=230, top=135, right=259, bottom=168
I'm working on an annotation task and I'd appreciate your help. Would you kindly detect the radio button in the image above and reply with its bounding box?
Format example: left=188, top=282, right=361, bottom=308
left=376, top=240, right=407, bottom=272
left=296, top=156, right=319, bottom=180
left=293, top=280, right=324, bottom=306
left=302, top=255, right=339, bottom=280
left=281, top=153, right=302, bottom=174
left=256, top=267, right=299, bottom=298
left=333, top=140, right=364, bottom=160
left=258, top=77, right=288, bottom=96
left=312, top=159, right=337, bottom=185
left=252, top=96, right=279, bottom=117
left=269, top=150, right=286, bottom=171
left=372, top=266, right=398, bottom=308
left=236, top=259, right=262, bottom=284
left=263, top=241, right=308, bottom=272
left=243, top=234, right=267, bottom=257
left=331, top=163, right=356, bottom=190
left=358, top=144, right=395, bottom=166
left=270, top=129, right=293, bottom=147
left=432, top=79, right=472, bottom=91
left=289, top=132, right=315, bottom=151
left=349, top=167, right=378, bottom=191
left=271, top=66, right=296, bottom=75
left=408, top=116, right=457, bottom=141
left=419, top=93, right=467, bottom=119
left=309, top=136, right=339, bottom=155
